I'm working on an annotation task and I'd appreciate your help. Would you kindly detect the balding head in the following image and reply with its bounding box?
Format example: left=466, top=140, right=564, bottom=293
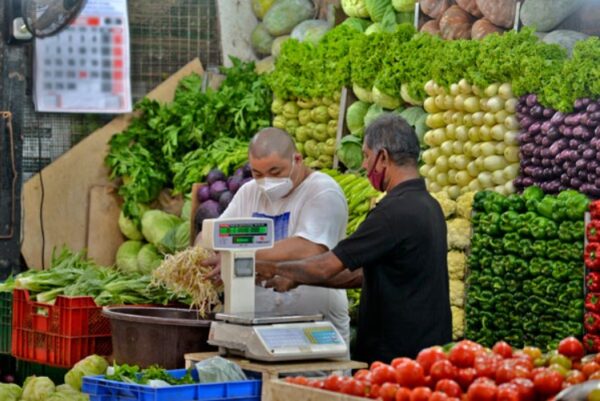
left=249, top=128, right=297, bottom=160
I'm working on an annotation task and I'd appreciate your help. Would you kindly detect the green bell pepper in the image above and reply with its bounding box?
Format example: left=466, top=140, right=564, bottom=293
left=500, top=211, right=520, bottom=232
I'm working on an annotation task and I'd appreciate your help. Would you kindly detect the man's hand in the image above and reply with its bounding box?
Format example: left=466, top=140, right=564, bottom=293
left=203, top=253, right=222, bottom=285
left=255, top=259, right=277, bottom=280
left=265, top=276, right=298, bottom=292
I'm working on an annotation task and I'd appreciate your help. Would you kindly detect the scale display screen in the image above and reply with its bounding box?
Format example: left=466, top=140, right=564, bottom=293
left=220, top=224, right=268, bottom=236
left=206, top=218, right=273, bottom=250
left=257, top=326, right=343, bottom=349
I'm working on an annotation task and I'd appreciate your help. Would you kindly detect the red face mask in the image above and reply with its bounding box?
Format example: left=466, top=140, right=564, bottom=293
left=367, top=151, right=386, bottom=192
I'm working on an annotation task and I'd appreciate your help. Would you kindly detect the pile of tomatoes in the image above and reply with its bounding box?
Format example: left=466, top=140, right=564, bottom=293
left=285, top=337, right=600, bottom=401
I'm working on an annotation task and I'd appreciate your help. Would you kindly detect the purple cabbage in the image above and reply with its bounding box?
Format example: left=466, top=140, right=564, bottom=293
left=218, top=191, right=233, bottom=211
left=197, top=185, right=211, bottom=202
left=207, top=169, right=226, bottom=185
left=209, top=180, right=228, bottom=201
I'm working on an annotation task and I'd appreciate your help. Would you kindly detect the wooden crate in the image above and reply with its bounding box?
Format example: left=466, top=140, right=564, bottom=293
left=185, top=352, right=367, bottom=401
left=264, top=380, right=368, bottom=401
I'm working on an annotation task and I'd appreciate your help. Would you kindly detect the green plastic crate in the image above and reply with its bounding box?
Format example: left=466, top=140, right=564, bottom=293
left=16, top=359, right=68, bottom=386
left=0, top=291, right=12, bottom=354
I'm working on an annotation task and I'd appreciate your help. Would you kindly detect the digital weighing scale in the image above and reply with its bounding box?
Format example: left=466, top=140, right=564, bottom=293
left=201, top=217, right=348, bottom=362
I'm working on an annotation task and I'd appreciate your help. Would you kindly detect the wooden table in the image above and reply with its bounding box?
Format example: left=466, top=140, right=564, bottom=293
left=184, top=352, right=367, bottom=400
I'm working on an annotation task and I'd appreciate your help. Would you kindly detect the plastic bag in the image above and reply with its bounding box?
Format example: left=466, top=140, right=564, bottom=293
left=195, top=357, right=247, bottom=383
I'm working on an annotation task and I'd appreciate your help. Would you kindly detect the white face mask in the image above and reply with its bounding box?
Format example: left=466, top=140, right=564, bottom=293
left=256, top=160, right=295, bottom=202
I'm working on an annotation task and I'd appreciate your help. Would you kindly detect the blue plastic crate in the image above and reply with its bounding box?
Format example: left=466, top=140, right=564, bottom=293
left=82, top=369, right=262, bottom=401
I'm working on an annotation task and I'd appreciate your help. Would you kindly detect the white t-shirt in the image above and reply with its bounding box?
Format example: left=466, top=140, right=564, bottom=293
left=221, top=171, right=350, bottom=344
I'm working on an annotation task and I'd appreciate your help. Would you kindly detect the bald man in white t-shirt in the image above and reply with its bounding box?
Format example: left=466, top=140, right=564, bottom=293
left=199, top=127, right=357, bottom=348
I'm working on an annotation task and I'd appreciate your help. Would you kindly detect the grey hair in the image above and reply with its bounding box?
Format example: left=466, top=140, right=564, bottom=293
left=364, top=113, right=420, bottom=167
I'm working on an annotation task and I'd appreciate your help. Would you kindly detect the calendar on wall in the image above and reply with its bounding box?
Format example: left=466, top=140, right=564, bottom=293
left=33, top=0, right=132, bottom=113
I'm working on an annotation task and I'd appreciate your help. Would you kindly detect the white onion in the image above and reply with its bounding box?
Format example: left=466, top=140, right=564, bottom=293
left=466, top=161, right=479, bottom=177
left=446, top=124, right=457, bottom=140
left=447, top=185, right=461, bottom=199
left=504, top=98, right=517, bottom=113
left=491, top=124, right=507, bottom=141
left=452, top=141, right=464, bottom=154
left=504, top=130, right=519, bottom=146
left=468, top=179, right=482, bottom=191
left=424, top=97, right=439, bottom=114
left=424, top=80, right=437, bottom=97
left=478, top=172, right=493, bottom=188
left=504, top=146, right=520, bottom=163
left=484, top=83, right=499, bottom=97
left=487, top=96, right=505, bottom=113
left=480, top=142, right=496, bottom=157
left=455, top=125, right=469, bottom=142
left=440, top=140, right=454, bottom=156
left=464, top=97, right=480, bottom=113
left=456, top=171, right=471, bottom=187
left=483, top=155, right=508, bottom=171
left=468, top=127, right=481, bottom=142
left=479, top=125, right=492, bottom=141
left=503, top=163, right=520, bottom=180
left=483, top=112, right=496, bottom=127
left=492, top=170, right=506, bottom=185
left=495, top=110, right=509, bottom=124
left=448, top=169, right=458, bottom=184
left=498, top=83, right=513, bottom=100
left=472, top=112, right=485, bottom=126
left=458, top=79, right=472, bottom=94
left=504, top=115, right=520, bottom=130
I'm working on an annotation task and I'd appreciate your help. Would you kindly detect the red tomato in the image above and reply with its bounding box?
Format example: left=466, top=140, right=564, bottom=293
left=589, top=371, right=600, bottom=380
left=430, top=360, right=457, bottom=383
left=429, top=391, right=449, bottom=401
left=323, top=375, right=343, bottom=391
left=392, top=358, right=415, bottom=369
left=495, top=360, right=518, bottom=384
left=395, top=387, right=412, bottom=401
left=594, top=353, right=600, bottom=365
left=493, top=341, right=513, bottom=359
left=558, top=337, right=585, bottom=361
left=370, top=384, right=381, bottom=399
left=446, top=398, right=461, bottom=401
left=373, top=365, right=399, bottom=385
left=512, top=357, right=534, bottom=372
left=423, top=375, right=433, bottom=389
left=511, top=378, right=536, bottom=401
left=581, top=361, right=600, bottom=378
left=449, top=342, right=478, bottom=368
left=435, top=379, right=462, bottom=398
left=354, top=369, right=371, bottom=381
left=497, top=383, right=520, bottom=401
left=308, top=379, right=324, bottom=389
left=410, top=386, right=433, bottom=401
left=455, top=368, right=476, bottom=391
left=417, top=347, right=449, bottom=375
left=396, top=360, right=426, bottom=388
left=512, top=351, right=533, bottom=364
left=340, top=378, right=366, bottom=397
left=372, top=361, right=388, bottom=371
left=380, top=382, right=401, bottom=401
left=565, top=370, right=585, bottom=385
left=291, top=376, right=309, bottom=386
left=474, top=354, right=501, bottom=379
left=466, top=378, right=498, bottom=401
left=533, top=369, right=564, bottom=396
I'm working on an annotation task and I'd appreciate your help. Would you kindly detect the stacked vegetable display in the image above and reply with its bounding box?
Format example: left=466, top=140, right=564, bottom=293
left=340, top=0, right=417, bottom=34
left=431, top=191, right=474, bottom=340
left=286, top=337, right=594, bottom=401
left=466, top=187, right=587, bottom=350
left=585, top=200, right=600, bottom=353
left=514, top=95, right=600, bottom=197
left=420, top=80, right=520, bottom=198
left=272, top=96, right=339, bottom=169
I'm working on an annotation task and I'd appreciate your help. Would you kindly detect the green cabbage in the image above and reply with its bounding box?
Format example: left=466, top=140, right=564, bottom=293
left=365, top=0, right=393, bottom=22
left=45, top=390, right=89, bottom=401
left=415, top=113, right=428, bottom=145
left=263, top=0, right=314, bottom=36
left=271, top=35, right=290, bottom=59
left=341, top=0, right=369, bottom=18
left=0, top=383, right=22, bottom=401
left=392, top=0, right=415, bottom=12
left=352, top=83, right=374, bottom=103
left=251, top=23, right=274, bottom=56
left=398, top=106, right=426, bottom=126
left=310, top=106, right=330, bottom=123
left=64, top=355, right=108, bottom=391
left=137, top=244, right=163, bottom=275
left=365, top=23, right=383, bottom=35
left=175, top=221, right=191, bottom=251
left=22, top=377, right=55, bottom=401
left=291, top=20, right=331, bottom=46
left=141, top=210, right=182, bottom=245
left=372, top=85, right=401, bottom=110
left=118, top=210, right=143, bottom=240
left=180, top=199, right=192, bottom=221
left=364, top=103, right=385, bottom=128
left=337, top=135, right=364, bottom=170
left=116, top=240, right=143, bottom=274
left=346, top=101, right=370, bottom=137
left=396, top=11, right=413, bottom=24
left=252, top=0, right=276, bottom=19
left=340, top=17, right=371, bottom=32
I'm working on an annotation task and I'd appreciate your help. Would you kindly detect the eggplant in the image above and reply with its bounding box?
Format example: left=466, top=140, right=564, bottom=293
left=589, top=160, right=600, bottom=172
left=566, top=167, right=578, bottom=177
left=596, top=166, right=600, bottom=176
left=519, top=131, right=534, bottom=144
left=574, top=126, right=592, bottom=140
left=551, top=111, right=566, bottom=125
left=576, top=159, right=588, bottom=170
left=540, top=148, right=551, bottom=159
left=541, top=137, right=552, bottom=147
left=569, top=139, right=581, bottom=149
left=596, top=125, right=600, bottom=137
left=575, top=98, right=591, bottom=111
left=588, top=103, right=600, bottom=113
left=543, top=108, right=556, bottom=119
left=526, top=94, right=538, bottom=108
left=595, top=179, right=600, bottom=189
left=542, top=167, right=554, bottom=179
left=520, top=116, right=535, bottom=130
left=533, top=147, right=543, bottom=158
left=530, top=122, right=543, bottom=135
left=581, top=114, right=596, bottom=127
left=578, top=170, right=588, bottom=181
left=522, top=177, right=534, bottom=187
left=565, top=114, right=582, bottom=126
left=513, top=176, right=524, bottom=189
left=546, top=127, right=560, bottom=141
left=589, top=111, right=600, bottom=122
left=563, top=126, right=574, bottom=137
left=592, top=137, right=600, bottom=148
left=531, top=167, right=544, bottom=179
left=531, top=157, right=542, bottom=166
left=523, top=166, right=536, bottom=176
left=583, top=148, right=596, bottom=160
left=560, top=174, right=571, bottom=185
left=596, top=151, right=600, bottom=162
left=571, top=177, right=583, bottom=189
left=530, top=105, right=544, bottom=118
left=521, top=143, right=535, bottom=157
left=541, top=158, right=553, bottom=167
left=547, top=181, right=561, bottom=193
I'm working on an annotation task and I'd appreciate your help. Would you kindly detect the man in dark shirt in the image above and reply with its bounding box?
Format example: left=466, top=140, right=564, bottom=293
left=256, top=113, right=452, bottom=364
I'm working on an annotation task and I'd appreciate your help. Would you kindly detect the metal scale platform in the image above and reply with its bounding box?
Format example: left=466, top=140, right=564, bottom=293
left=201, top=218, right=348, bottom=362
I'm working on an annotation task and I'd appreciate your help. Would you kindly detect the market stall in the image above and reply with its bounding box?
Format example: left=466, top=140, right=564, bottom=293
left=1, top=0, right=600, bottom=400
